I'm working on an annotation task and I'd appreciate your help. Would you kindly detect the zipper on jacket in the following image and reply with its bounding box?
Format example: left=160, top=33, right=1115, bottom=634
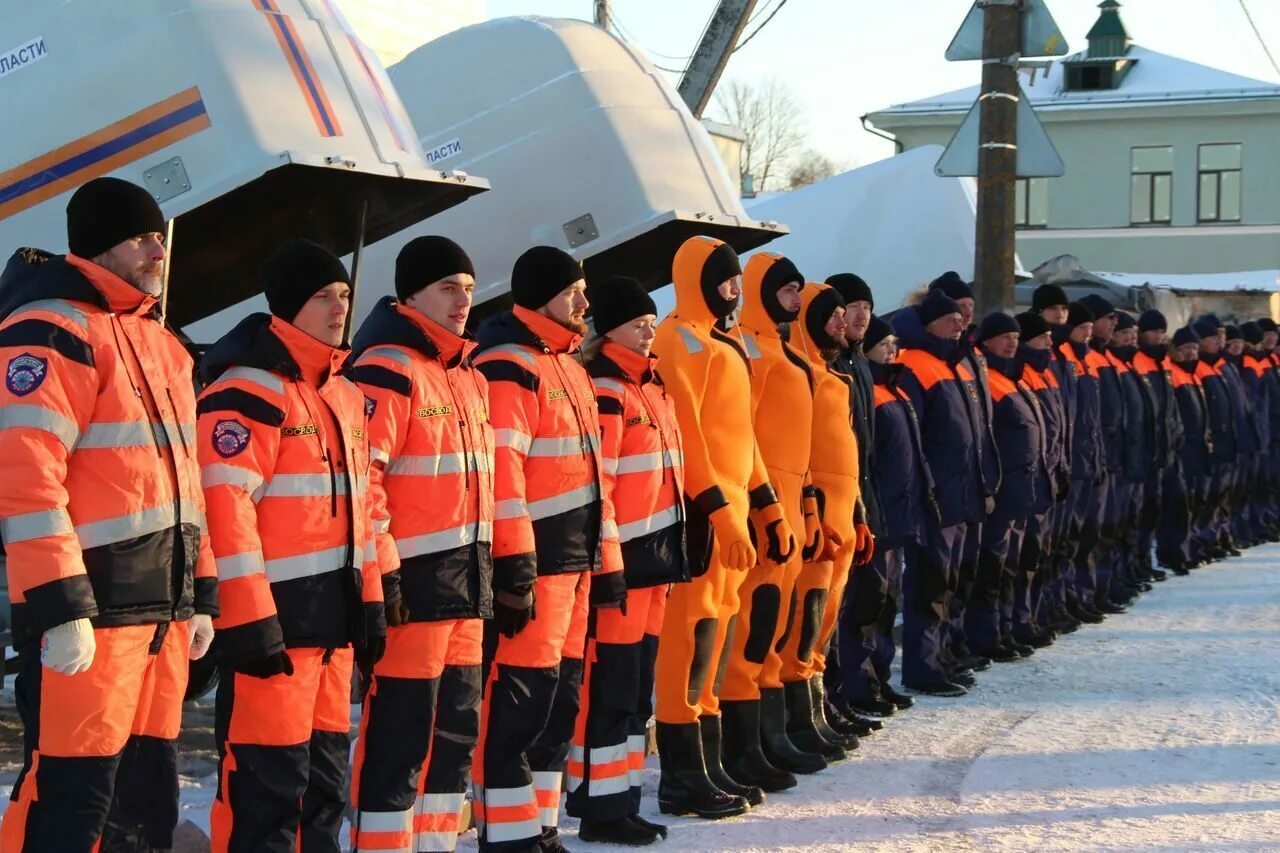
left=110, top=317, right=165, bottom=457
left=165, top=387, right=192, bottom=457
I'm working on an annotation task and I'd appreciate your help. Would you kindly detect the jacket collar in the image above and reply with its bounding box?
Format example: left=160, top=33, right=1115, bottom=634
left=982, top=348, right=1022, bottom=381
left=591, top=340, right=656, bottom=384
left=270, top=316, right=346, bottom=386
left=65, top=254, right=156, bottom=316
left=513, top=305, right=582, bottom=355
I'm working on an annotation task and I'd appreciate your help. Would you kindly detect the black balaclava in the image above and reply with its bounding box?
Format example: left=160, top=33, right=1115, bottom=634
left=760, top=256, right=804, bottom=324
left=700, top=241, right=743, bottom=320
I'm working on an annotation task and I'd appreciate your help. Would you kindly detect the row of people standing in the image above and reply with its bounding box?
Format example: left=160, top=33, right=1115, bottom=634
left=2, top=176, right=1275, bottom=853
left=843, top=276, right=1280, bottom=704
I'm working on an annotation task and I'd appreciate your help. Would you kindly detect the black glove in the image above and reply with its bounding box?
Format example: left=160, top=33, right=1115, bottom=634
left=589, top=570, right=627, bottom=612
left=493, top=587, right=535, bottom=639
left=355, top=635, right=387, bottom=699
left=385, top=593, right=411, bottom=628
left=236, top=650, right=294, bottom=679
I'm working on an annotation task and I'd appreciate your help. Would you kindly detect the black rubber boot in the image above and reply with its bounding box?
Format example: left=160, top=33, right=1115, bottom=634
left=655, top=722, right=748, bottom=819
left=759, top=687, right=827, bottom=774
left=699, top=715, right=765, bottom=806
left=880, top=683, right=915, bottom=710
left=719, top=699, right=797, bottom=792
left=578, top=817, right=662, bottom=846
left=783, top=681, right=846, bottom=761
left=809, top=677, right=861, bottom=749
left=628, top=815, right=668, bottom=839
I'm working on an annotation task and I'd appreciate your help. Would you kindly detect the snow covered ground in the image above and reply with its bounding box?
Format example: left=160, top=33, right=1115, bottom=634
left=548, top=548, right=1280, bottom=852
left=4, top=547, right=1279, bottom=851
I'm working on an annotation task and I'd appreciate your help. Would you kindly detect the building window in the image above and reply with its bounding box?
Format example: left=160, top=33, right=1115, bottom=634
left=1198, top=143, right=1242, bottom=223
left=1131, top=146, right=1173, bottom=225
left=1016, top=178, right=1049, bottom=228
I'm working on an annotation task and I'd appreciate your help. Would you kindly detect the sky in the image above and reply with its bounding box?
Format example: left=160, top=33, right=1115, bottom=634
left=484, top=0, right=1280, bottom=168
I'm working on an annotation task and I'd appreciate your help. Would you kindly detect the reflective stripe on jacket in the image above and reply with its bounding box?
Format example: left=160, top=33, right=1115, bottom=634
left=0, top=249, right=215, bottom=645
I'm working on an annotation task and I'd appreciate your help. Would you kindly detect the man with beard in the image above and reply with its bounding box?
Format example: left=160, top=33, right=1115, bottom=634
left=470, top=246, right=624, bottom=852
left=0, top=177, right=216, bottom=851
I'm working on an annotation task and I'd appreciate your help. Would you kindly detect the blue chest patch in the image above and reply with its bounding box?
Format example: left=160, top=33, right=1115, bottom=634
left=212, top=419, right=251, bottom=458
left=6, top=353, right=47, bottom=397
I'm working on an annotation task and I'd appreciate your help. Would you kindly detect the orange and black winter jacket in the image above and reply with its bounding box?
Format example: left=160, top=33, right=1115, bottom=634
left=198, top=314, right=383, bottom=661
left=590, top=340, right=689, bottom=590
left=0, top=249, right=216, bottom=646
left=473, top=306, right=623, bottom=607
left=650, top=236, right=781, bottom=571
left=350, top=297, right=495, bottom=622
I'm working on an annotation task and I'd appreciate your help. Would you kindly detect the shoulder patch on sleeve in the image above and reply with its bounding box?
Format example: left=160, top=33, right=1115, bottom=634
left=212, top=419, right=251, bottom=458
left=5, top=353, right=48, bottom=396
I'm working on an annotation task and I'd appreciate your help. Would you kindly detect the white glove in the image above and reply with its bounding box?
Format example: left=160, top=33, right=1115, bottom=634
left=41, top=618, right=96, bottom=675
left=188, top=614, right=214, bottom=661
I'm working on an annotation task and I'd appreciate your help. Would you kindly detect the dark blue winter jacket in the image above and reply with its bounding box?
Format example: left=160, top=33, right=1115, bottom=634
left=1225, top=354, right=1264, bottom=454
left=1172, top=360, right=1211, bottom=479
left=984, top=350, right=1044, bottom=521
left=1198, top=353, right=1236, bottom=463
left=1059, top=338, right=1103, bottom=483
left=892, top=307, right=985, bottom=527
left=1091, top=339, right=1126, bottom=475
left=869, top=360, right=935, bottom=549
left=1111, top=347, right=1158, bottom=484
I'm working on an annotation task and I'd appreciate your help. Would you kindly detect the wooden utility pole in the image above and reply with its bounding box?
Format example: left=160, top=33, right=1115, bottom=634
left=677, top=0, right=758, bottom=118
left=973, top=0, right=1020, bottom=312
left=594, top=0, right=610, bottom=29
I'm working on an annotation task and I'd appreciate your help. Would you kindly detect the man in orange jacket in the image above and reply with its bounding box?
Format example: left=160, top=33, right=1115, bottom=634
left=471, top=246, right=623, bottom=853
left=652, top=236, right=796, bottom=818
left=565, top=276, right=688, bottom=846
left=347, top=237, right=493, bottom=853
left=0, top=177, right=216, bottom=853
left=199, top=239, right=385, bottom=853
left=720, top=253, right=829, bottom=774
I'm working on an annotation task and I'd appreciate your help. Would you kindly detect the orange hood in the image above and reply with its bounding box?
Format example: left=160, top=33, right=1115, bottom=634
left=669, top=235, right=743, bottom=327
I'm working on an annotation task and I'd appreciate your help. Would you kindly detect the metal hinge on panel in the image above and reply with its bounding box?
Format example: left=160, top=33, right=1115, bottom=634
left=143, top=157, right=191, bottom=203
left=563, top=213, right=599, bottom=248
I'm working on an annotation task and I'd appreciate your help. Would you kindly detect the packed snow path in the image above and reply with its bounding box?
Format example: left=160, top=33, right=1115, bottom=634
left=553, top=548, right=1280, bottom=852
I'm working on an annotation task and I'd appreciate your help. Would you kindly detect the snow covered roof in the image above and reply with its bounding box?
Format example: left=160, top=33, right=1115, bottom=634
left=871, top=45, right=1280, bottom=118
left=1096, top=269, right=1280, bottom=293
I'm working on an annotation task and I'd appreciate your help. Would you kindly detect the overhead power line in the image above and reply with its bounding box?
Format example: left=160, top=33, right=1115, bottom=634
left=1239, top=0, right=1280, bottom=78
left=733, top=0, right=789, bottom=53
left=607, top=8, right=691, bottom=66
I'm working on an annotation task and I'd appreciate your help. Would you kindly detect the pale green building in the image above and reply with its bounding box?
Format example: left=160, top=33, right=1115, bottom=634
left=864, top=0, right=1280, bottom=276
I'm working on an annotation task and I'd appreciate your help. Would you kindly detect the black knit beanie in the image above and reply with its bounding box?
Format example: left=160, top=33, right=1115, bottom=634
left=1032, top=283, right=1070, bottom=312
left=511, top=246, right=584, bottom=310
left=825, top=273, right=874, bottom=309
left=1258, top=318, right=1278, bottom=334
left=1138, top=309, right=1167, bottom=333
left=863, top=314, right=893, bottom=351
left=1114, top=312, right=1137, bottom=332
left=1079, top=294, right=1115, bottom=320
left=262, top=239, right=351, bottom=323
left=929, top=270, right=974, bottom=302
left=1225, top=324, right=1242, bottom=342
left=1016, top=310, right=1050, bottom=341
left=589, top=276, right=657, bottom=335
left=396, top=236, right=475, bottom=300
left=1192, top=318, right=1218, bottom=340
left=1066, top=302, right=1095, bottom=331
left=918, top=289, right=963, bottom=327
left=1199, top=313, right=1224, bottom=331
left=977, top=310, right=1020, bottom=343
left=67, top=177, right=166, bottom=259
left=1241, top=321, right=1264, bottom=345
left=1173, top=326, right=1201, bottom=347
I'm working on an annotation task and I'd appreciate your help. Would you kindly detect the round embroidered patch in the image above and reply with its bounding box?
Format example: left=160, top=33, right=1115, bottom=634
left=5, top=353, right=47, bottom=397
left=212, top=419, right=251, bottom=458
